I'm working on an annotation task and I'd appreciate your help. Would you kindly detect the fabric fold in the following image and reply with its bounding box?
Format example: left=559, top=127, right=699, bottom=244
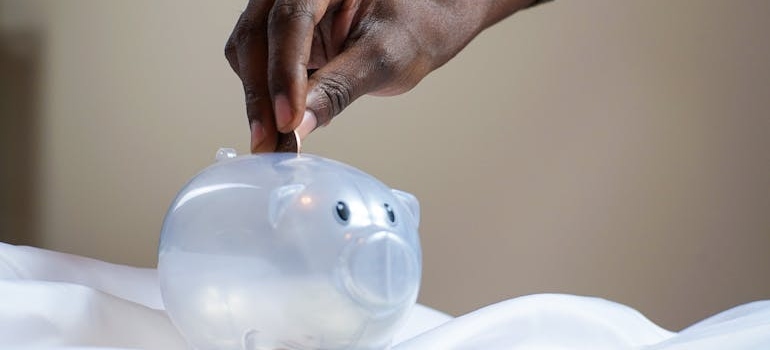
left=1, top=243, right=769, bottom=350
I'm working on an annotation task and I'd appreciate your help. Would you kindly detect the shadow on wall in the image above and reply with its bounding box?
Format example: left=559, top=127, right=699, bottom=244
left=0, top=28, right=41, bottom=245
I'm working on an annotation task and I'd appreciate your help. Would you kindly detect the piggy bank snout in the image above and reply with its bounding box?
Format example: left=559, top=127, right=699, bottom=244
left=339, top=230, right=420, bottom=310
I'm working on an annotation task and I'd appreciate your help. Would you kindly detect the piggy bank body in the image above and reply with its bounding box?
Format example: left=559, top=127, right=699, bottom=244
left=158, top=152, right=421, bottom=350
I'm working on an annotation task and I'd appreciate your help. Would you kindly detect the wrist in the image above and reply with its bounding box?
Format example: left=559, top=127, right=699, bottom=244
left=479, top=0, right=542, bottom=30
left=424, top=0, right=533, bottom=63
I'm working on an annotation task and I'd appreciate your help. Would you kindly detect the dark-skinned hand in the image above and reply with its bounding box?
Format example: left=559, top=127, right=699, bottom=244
left=225, top=0, right=541, bottom=152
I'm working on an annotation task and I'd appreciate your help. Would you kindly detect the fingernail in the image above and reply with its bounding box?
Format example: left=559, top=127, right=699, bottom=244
left=274, top=95, right=292, bottom=131
left=304, top=88, right=328, bottom=127
left=250, top=120, right=265, bottom=153
left=296, top=110, right=317, bottom=140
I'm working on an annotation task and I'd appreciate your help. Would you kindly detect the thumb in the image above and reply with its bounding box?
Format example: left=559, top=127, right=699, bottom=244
left=302, top=42, right=393, bottom=133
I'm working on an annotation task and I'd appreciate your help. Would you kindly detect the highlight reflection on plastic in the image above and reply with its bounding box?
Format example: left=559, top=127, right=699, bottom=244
left=158, top=149, right=422, bottom=350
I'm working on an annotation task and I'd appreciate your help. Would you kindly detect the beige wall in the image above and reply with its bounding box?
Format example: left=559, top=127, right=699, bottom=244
left=2, top=0, right=769, bottom=331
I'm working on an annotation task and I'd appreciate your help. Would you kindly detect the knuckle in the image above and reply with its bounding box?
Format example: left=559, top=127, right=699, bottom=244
left=361, top=29, right=431, bottom=92
left=224, top=39, right=237, bottom=63
left=316, top=73, right=353, bottom=118
left=366, top=39, right=400, bottom=79
left=373, top=46, right=398, bottom=75
left=242, top=83, right=264, bottom=104
left=231, top=16, right=265, bottom=47
left=269, top=1, right=315, bottom=24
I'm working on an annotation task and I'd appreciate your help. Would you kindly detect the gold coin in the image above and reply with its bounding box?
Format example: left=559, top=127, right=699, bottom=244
left=294, top=130, right=302, bottom=154
left=275, top=130, right=301, bottom=154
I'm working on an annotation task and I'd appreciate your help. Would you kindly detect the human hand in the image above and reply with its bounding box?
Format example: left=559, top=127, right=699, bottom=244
left=225, top=0, right=538, bottom=152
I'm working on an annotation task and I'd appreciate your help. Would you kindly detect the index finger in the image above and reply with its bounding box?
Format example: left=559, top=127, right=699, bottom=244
left=230, top=1, right=279, bottom=153
left=267, top=0, right=331, bottom=133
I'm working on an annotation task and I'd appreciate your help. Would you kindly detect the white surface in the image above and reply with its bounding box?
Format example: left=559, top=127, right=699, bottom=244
left=1, top=242, right=769, bottom=349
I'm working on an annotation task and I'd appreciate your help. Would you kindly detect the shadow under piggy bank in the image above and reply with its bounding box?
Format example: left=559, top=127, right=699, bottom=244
left=158, top=149, right=422, bottom=350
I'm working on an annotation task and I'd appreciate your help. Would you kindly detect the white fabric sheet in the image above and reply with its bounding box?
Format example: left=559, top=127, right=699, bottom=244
left=1, top=243, right=768, bottom=349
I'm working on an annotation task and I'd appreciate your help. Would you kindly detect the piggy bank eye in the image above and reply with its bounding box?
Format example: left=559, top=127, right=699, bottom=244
left=384, top=203, right=396, bottom=225
left=335, top=201, right=350, bottom=224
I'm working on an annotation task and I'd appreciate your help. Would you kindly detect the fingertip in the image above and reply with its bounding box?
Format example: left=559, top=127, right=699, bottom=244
left=273, top=94, right=293, bottom=132
left=304, top=86, right=333, bottom=128
left=250, top=120, right=278, bottom=153
left=250, top=120, right=265, bottom=153
left=296, top=110, right=318, bottom=140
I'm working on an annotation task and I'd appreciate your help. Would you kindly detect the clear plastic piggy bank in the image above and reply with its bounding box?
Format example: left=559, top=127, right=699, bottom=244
left=158, top=149, right=422, bottom=350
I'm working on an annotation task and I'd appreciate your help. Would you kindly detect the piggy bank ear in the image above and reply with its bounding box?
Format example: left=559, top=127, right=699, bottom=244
left=391, top=189, right=420, bottom=226
left=269, top=184, right=305, bottom=228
